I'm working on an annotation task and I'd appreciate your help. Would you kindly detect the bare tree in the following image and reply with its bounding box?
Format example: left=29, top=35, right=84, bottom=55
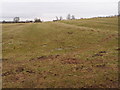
left=56, top=16, right=59, bottom=20
left=72, top=15, right=75, bottom=20
left=67, top=14, right=71, bottom=20
left=13, top=17, right=20, bottom=22
left=60, top=16, right=63, bottom=20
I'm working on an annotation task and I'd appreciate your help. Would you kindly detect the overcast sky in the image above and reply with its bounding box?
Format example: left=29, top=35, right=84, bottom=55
left=0, top=0, right=118, bottom=21
left=1, top=0, right=119, bottom=2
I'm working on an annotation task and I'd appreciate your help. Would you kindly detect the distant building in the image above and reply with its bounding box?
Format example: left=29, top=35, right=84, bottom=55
left=13, top=17, right=20, bottom=22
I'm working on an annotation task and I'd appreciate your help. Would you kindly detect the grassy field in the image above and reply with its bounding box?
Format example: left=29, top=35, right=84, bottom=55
left=2, top=17, right=118, bottom=88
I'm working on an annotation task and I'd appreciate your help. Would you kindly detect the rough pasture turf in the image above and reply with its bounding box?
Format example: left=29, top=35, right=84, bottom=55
left=2, top=17, right=118, bottom=88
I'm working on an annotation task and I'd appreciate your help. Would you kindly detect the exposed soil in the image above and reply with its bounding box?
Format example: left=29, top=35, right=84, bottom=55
left=115, top=48, right=120, bottom=51
left=101, top=34, right=118, bottom=42
left=92, top=51, right=107, bottom=57
left=29, top=55, right=60, bottom=61
left=1, top=58, right=8, bottom=62
left=61, top=58, right=80, bottom=64
left=16, top=67, right=24, bottom=73
left=2, top=71, right=13, bottom=77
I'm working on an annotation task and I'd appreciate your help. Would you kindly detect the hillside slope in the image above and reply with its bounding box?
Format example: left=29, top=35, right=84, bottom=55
left=2, top=17, right=118, bottom=88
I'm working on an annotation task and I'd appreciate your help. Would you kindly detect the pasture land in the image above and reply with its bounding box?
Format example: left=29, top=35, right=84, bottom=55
left=2, top=17, right=118, bottom=88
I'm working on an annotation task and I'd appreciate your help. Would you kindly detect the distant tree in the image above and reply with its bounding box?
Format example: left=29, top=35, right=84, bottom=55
left=56, top=16, right=59, bottom=20
left=34, top=18, right=42, bottom=23
left=2, top=20, right=6, bottom=23
left=60, top=16, right=63, bottom=20
left=72, top=15, right=75, bottom=20
left=67, top=14, right=71, bottom=20
left=13, top=17, right=20, bottom=22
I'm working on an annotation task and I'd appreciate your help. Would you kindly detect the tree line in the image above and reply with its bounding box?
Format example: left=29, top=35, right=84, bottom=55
left=1, top=14, right=76, bottom=23
left=53, top=14, right=75, bottom=22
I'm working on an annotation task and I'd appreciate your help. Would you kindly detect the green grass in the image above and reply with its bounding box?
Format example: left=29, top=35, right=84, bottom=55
left=2, top=16, right=118, bottom=88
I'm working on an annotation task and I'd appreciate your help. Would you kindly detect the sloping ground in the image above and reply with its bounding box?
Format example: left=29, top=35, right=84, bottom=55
left=2, top=17, right=118, bottom=88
